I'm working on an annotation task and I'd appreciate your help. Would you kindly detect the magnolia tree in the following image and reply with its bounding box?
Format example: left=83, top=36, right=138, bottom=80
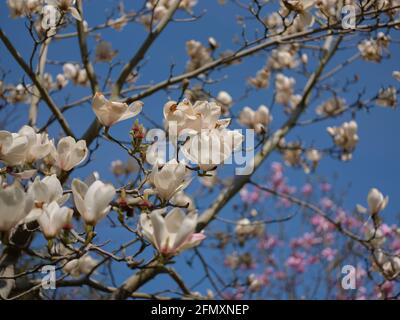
left=0, top=0, right=399, bottom=300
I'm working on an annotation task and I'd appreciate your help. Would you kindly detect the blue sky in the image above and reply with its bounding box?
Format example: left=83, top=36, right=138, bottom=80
left=1, top=1, right=400, bottom=298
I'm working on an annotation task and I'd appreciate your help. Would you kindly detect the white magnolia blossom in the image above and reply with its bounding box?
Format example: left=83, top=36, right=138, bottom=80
left=62, top=63, right=89, bottom=86
left=24, top=174, right=69, bottom=223
left=376, top=86, right=397, bottom=108
left=249, top=68, right=270, bottom=89
left=170, top=191, right=195, bottom=212
left=358, top=32, right=390, bottom=62
left=306, top=148, right=322, bottom=163
left=71, top=178, right=116, bottom=226
left=367, top=188, right=389, bottom=215
left=140, top=208, right=205, bottom=255
left=374, top=250, right=400, bottom=278
left=268, top=46, right=299, bottom=70
left=216, top=91, right=233, bottom=114
left=282, top=142, right=302, bottom=167
left=0, top=181, right=27, bottom=232
left=18, top=125, right=52, bottom=163
left=186, top=40, right=212, bottom=72
left=248, top=274, right=263, bottom=292
left=46, top=0, right=81, bottom=21
left=0, top=130, right=28, bottom=166
left=148, top=159, right=190, bottom=201
left=327, top=120, right=359, bottom=161
left=164, top=100, right=231, bottom=135
left=6, top=83, right=30, bottom=104
left=275, top=73, right=296, bottom=106
left=235, top=218, right=264, bottom=244
left=182, top=128, right=243, bottom=171
left=36, top=201, right=73, bottom=239
left=238, top=105, right=272, bottom=134
left=92, top=92, right=143, bottom=127
left=48, top=136, right=88, bottom=171
left=63, top=255, right=98, bottom=277
left=282, top=0, right=316, bottom=27
left=316, top=97, right=346, bottom=116
left=7, top=0, right=42, bottom=18
left=56, top=73, right=68, bottom=89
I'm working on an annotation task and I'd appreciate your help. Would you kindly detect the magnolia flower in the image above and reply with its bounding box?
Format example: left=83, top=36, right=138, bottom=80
left=249, top=68, right=270, bottom=89
left=24, top=174, right=69, bottom=223
left=36, top=201, right=73, bottom=239
left=358, top=33, right=390, bottom=62
left=327, top=120, right=359, bottom=161
left=63, top=255, right=98, bottom=277
left=148, top=159, right=190, bottom=201
left=367, top=188, right=389, bottom=215
left=216, top=91, right=233, bottom=114
left=235, top=218, right=264, bottom=245
left=56, top=73, right=68, bottom=89
left=51, top=136, right=88, bottom=171
left=316, top=97, right=346, bottom=116
left=282, top=0, right=316, bottom=27
left=164, top=100, right=230, bottom=135
left=376, top=87, right=397, bottom=108
left=140, top=208, right=205, bottom=255
left=7, top=0, right=42, bottom=17
left=18, top=125, right=52, bottom=163
left=238, top=105, right=272, bottom=133
left=92, top=92, right=143, bottom=127
left=63, top=63, right=79, bottom=80
left=62, top=63, right=88, bottom=86
left=0, top=181, right=27, bottom=232
left=181, top=128, right=243, bottom=171
left=268, top=47, right=299, bottom=69
left=275, top=73, right=296, bottom=106
left=0, top=130, right=28, bottom=165
left=46, top=0, right=81, bottom=21
left=170, top=191, right=195, bottom=212
left=71, top=178, right=116, bottom=226
left=185, top=40, right=212, bottom=72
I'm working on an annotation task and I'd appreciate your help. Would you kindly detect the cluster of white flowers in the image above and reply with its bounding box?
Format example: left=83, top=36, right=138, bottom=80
left=327, top=120, right=359, bottom=161
left=268, top=45, right=300, bottom=70
left=4, top=83, right=31, bottom=104
left=141, top=0, right=197, bottom=29
left=316, top=97, right=346, bottom=116
left=185, top=40, right=213, bottom=72
left=163, top=99, right=243, bottom=171
left=0, top=173, right=115, bottom=236
left=235, top=218, right=264, bottom=245
left=215, top=91, right=233, bottom=115
left=62, top=63, right=89, bottom=87
left=248, top=68, right=271, bottom=89
left=376, top=86, right=397, bottom=108
left=275, top=73, right=297, bottom=107
left=238, top=105, right=272, bottom=134
left=358, top=32, right=390, bottom=62
left=7, top=0, right=42, bottom=18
